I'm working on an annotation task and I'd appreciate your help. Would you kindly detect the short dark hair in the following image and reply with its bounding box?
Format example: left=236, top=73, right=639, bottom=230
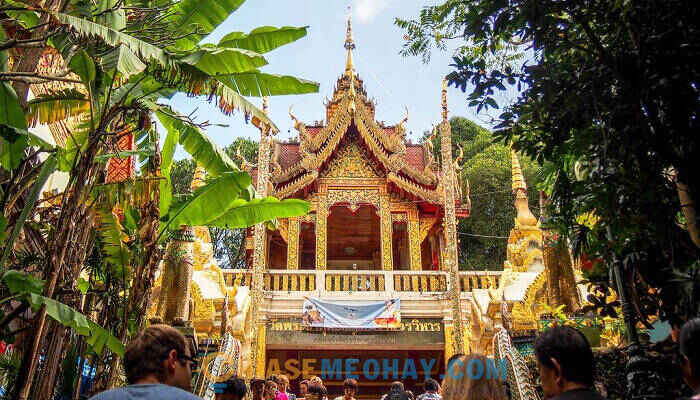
left=123, top=324, right=189, bottom=384
left=424, top=378, right=439, bottom=392
left=343, top=378, right=358, bottom=391
left=307, top=383, right=328, bottom=400
left=222, top=376, right=247, bottom=398
left=681, top=318, right=700, bottom=374
left=534, top=326, right=594, bottom=386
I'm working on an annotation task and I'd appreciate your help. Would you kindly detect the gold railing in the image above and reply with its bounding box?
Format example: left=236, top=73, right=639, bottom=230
left=221, top=269, right=502, bottom=294
left=265, top=271, right=316, bottom=291
left=324, top=271, right=385, bottom=292
left=393, top=271, right=447, bottom=292
left=459, top=271, right=501, bottom=291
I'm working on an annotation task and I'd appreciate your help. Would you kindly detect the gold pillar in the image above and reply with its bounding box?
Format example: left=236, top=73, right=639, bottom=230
left=380, top=194, right=393, bottom=270
left=443, top=320, right=455, bottom=363
left=249, top=99, right=272, bottom=377
left=316, top=194, right=327, bottom=269
left=255, top=322, right=267, bottom=377
left=287, top=217, right=300, bottom=270
left=440, top=79, right=466, bottom=355
left=408, top=210, right=421, bottom=270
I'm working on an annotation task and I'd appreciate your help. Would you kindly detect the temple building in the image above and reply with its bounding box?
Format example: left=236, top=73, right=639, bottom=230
left=150, top=12, right=583, bottom=400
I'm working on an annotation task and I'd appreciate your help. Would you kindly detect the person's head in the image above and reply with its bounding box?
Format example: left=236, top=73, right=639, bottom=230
left=217, top=377, right=247, bottom=400
left=534, top=326, right=594, bottom=398
left=680, top=318, right=700, bottom=391
left=442, top=354, right=506, bottom=400
left=264, top=380, right=279, bottom=400
left=307, top=383, right=328, bottom=400
left=343, top=378, right=358, bottom=399
left=277, top=374, right=289, bottom=393
left=123, top=324, right=195, bottom=391
left=390, top=381, right=404, bottom=393
left=309, top=376, right=323, bottom=386
left=424, top=378, right=439, bottom=393
left=299, top=380, right=309, bottom=396
left=251, top=378, right=266, bottom=399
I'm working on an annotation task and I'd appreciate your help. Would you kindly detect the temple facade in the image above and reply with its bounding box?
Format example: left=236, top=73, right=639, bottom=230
left=150, top=13, right=583, bottom=400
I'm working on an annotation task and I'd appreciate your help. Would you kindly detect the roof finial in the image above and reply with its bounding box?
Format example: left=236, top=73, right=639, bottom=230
left=344, top=3, right=355, bottom=77
left=511, top=148, right=538, bottom=226
left=511, top=148, right=527, bottom=192
left=441, top=77, right=448, bottom=121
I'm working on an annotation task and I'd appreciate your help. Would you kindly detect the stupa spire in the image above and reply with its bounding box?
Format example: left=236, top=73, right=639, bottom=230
left=511, top=149, right=538, bottom=226
left=344, top=4, right=355, bottom=77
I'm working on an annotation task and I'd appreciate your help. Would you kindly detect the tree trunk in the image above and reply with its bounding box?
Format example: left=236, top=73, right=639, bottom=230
left=14, top=137, right=101, bottom=400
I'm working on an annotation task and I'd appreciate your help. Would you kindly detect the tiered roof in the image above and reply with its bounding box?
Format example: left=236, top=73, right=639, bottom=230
left=248, top=13, right=469, bottom=217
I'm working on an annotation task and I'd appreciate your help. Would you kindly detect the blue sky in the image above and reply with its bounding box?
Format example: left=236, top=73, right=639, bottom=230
left=167, top=0, right=491, bottom=159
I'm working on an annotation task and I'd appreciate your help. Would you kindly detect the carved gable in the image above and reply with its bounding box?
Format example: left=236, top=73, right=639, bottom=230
left=322, top=141, right=382, bottom=179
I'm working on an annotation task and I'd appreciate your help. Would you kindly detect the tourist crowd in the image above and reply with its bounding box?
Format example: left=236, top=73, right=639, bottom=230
left=87, top=319, right=700, bottom=400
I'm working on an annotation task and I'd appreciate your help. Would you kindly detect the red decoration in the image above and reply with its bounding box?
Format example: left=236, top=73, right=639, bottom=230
left=106, top=132, right=135, bottom=183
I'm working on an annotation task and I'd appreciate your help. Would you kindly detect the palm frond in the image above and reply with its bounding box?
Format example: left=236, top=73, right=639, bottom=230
left=25, top=89, right=89, bottom=127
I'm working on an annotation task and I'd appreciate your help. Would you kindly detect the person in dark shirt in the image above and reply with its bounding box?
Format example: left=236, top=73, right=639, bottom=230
left=216, top=377, right=247, bottom=400
left=680, top=318, right=700, bottom=399
left=534, top=326, right=604, bottom=400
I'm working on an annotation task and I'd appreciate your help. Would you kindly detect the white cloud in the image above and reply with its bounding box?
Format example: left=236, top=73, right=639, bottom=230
left=354, top=0, right=395, bottom=23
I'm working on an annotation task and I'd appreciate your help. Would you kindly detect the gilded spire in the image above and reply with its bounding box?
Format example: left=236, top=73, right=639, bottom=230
left=511, top=149, right=538, bottom=226
left=190, top=164, right=206, bottom=191
left=511, top=149, right=527, bottom=192
left=344, top=4, right=355, bottom=77
left=441, top=78, right=448, bottom=121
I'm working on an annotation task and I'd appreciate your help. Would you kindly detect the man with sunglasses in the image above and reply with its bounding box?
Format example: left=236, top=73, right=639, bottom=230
left=89, top=324, right=201, bottom=399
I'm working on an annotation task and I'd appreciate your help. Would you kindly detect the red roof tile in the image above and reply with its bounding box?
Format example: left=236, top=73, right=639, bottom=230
left=405, top=145, right=425, bottom=170
left=307, top=126, right=323, bottom=137
left=278, top=143, right=302, bottom=170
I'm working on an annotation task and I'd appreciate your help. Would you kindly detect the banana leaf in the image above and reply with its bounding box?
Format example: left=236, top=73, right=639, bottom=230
left=54, top=12, right=170, bottom=68
left=180, top=45, right=267, bottom=75
left=25, top=89, right=89, bottom=128
left=206, top=197, right=310, bottom=229
left=101, top=45, right=147, bottom=79
left=26, top=293, right=124, bottom=356
left=155, top=108, right=239, bottom=176
left=166, top=0, right=247, bottom=51
left=217, top=71, right=319, bottom=97
left=0, top=82, right=27, bottom=170
left=162, top=171, right=252, bottom=234
left=218, top=26, right=309, bottom=54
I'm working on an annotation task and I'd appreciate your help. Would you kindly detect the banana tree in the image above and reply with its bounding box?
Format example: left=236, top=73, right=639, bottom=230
left=1, top=0, right=318, bottom=397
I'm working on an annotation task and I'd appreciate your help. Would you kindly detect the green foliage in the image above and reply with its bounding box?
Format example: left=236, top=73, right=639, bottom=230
left=219, top=26, right=309, bottom=54
left=0, top=82, right=27, bottom=170
left=216, top=71, right=319, bottom=97
left=401, top=0, right=700, bottom=324
left=170, top=138, right=259, bottom=267
left=0, top=271, right=125, bottom=356
left=429, top=117, right=540, bottom=270
left=156, top=109, right=239, bottom=177
left=166, top=0, right=247, bottom=51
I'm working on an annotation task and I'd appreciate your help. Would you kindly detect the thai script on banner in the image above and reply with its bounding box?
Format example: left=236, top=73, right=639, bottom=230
left=302, top=297, right=401, bottom=330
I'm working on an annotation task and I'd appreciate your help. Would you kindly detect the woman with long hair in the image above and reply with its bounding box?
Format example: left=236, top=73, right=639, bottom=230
left=442, top=354, right=506, bottom=400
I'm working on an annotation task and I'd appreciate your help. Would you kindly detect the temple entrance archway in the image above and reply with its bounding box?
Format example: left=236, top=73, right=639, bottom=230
left=326, top=205, right=381, bottom=269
